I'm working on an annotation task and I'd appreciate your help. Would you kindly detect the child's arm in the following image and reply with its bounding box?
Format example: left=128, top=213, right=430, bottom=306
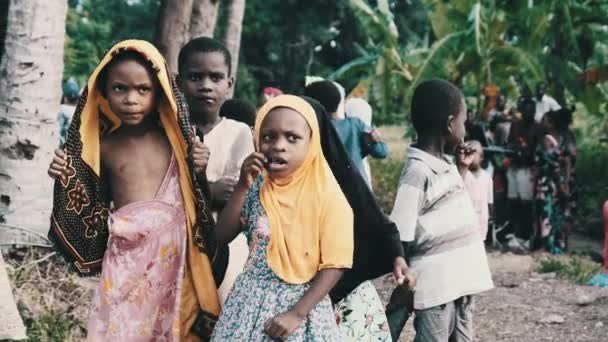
left=360, top=121, right=388, bottom=159
left=264, top=268, right=345, bottom=339
left=215, top=152, right=266, bottom=245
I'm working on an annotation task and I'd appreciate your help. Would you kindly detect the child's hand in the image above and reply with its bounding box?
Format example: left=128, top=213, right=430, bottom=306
left=191, top=136, right=210, bottom=175
left=393, top=256, right=416, bottom=290
left=211, top=176, right=238, bottom=204
left=264, top=310, right=304, bottom=339
left=237, top=152, right=267, bottom=190
left=47, top=149, right=67, bottom=179
left=456, top=143, right=475, bottom=167
left=368, top=128, right=382, bottom=143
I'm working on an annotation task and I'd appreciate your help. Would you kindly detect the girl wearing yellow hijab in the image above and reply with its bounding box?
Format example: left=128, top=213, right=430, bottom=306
left=212, top=95, right=354, bottom=340
left=47, top=40, right=223, bottom=341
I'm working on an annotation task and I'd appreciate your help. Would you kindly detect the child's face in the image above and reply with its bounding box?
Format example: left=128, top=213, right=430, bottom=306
left=447, top=100, right=467, bottom=147
left=470, top=146, right=483, bottom=171
left=179, top=51, right=233, bottom=120
left=103, top=59, right=158, bottom=126
left=259, top=108, right=311, bottom=179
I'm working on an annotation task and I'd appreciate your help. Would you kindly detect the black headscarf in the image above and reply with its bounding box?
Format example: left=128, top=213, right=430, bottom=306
left=301, top=96, right=405, bottom=303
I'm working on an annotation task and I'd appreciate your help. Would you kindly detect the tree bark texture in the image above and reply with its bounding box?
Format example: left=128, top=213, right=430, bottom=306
left=155, top=0, right=195, bottom=73
left=223, top=0, right=246, bottom=98
left=190, top=0, right=219, bottom=39
left=0, top=0, right=68, bottom=235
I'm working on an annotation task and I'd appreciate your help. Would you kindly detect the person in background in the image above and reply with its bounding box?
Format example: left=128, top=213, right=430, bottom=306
left=461, top=140, right=494, bottom=242
left=58, top=78, right=80, bottom=146
left=506, top=97, right=541, bottom=246
left=177, top=37, right=254, bottom=304
left=489, top=94, right=512, bottom=146
left=534, top=82, right=561, bottom=123
left=304, top=81, right=388, bottom=185
left=344, top=97, right=375, bottom=189
left=257, top=86, right=283, bottom=107
left=535, top=108, right=576, bottom=253
left=219, top=98, right=257, bottom=130
left=388, top=79, right=493, bottom=342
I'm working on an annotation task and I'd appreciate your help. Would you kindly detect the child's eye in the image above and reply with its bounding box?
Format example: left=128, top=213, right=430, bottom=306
left=262, top=135, right=272, bottom=142
left=211, top=75, right=221, bottom=82
left=189, top=74, right=202, bottom=82
left=287, top=135, right=300, bottom=142
left=138, top=87, right=151, bottom=94
left=112, top=85, right=125, bottom=92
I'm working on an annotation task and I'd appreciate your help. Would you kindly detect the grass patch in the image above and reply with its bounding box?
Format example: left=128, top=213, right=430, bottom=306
left=538, top=255, right=602, bottom=284
left=25, top=311, right=84, bottom=342
left=4, top=247, right=92, bottom=341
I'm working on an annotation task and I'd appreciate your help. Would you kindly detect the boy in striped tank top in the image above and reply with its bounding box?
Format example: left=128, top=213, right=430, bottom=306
left=388, top=79, right=493, bottom=342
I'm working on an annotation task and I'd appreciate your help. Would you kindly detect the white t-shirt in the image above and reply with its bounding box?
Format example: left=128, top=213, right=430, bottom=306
left=534, top=94, right=561, bottom=123
left=204, top=118, right=254, bottom=183
left=390, top=147, right=494, bottom=310
left=464, top=169, right=493, bottom=241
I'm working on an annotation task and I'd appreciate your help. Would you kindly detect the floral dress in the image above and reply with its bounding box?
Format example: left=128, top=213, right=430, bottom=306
left=535, top=146, right=566, bottom=254
left=211, top=177, right=339, bottom=341
left=334, top=281, right=391, bottom=341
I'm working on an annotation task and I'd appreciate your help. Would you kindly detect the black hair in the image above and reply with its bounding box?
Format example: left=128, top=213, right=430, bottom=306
left=219, top=98, right=257, bottom=127
left=178, top=37, right=232, bottom=76
left=410, top=79, right=464, bottom=134
left=547, top=108, right=573, bottom=131
left=303, top=81, right=342, bottom=114
left=96, top=49, right=159, bottom=97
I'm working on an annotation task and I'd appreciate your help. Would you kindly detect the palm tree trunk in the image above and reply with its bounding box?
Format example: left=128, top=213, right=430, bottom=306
left=0, top=0, right=67, bottom=236
left=223, top=0, right=246, bottom=98
left=155, top=0, right=194, bottom=73
left=190, top=0, right=219, bottom=38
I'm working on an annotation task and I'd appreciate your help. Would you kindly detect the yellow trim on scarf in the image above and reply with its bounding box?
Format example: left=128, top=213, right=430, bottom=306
left=254, top=95, right=354, bottom=284
left=79, top=40, right=220, bottom=338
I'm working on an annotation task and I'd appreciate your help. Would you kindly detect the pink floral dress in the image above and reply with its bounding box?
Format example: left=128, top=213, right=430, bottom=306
left=87, top=155, right=187, bottom=341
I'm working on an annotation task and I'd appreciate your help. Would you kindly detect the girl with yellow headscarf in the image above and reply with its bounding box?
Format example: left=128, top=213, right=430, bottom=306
left=47, top=40, right=223, bottom=341
left=212, top=95, right=354, bottom=341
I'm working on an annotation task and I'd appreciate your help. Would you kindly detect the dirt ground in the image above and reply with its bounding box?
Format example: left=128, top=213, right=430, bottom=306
left=373, top=251, right=608, bottom=342
left=3, top=237, right=608, bottom=341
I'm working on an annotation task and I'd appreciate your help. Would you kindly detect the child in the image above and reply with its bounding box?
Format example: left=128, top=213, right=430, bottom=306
left=219, top=98, right=257, bottom=129
left=303, top=96, right=412, bottom=341
left=344, top=97, right=375, bottom=189
left=304, top=81, right=388, bottom=185
left=47, top=40, right=220, bottom=340
left=388, top=79, right=494, bottom=342
left=177, top=37, right=254, bottom=303
left=461, top=140, right=494, bottom=241
left=211, top=95, right=354, bottom=340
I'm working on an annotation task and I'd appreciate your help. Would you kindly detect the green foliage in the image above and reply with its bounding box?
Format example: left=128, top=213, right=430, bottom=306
left=64, top=0, right=160, bottom=85
left=25, top=311, right=84, bottom=342
left=370, top=157, right=403, bottom=213
left=539, top=255, right=602, bottom=284
left=574, top=142, right=608, bottom=238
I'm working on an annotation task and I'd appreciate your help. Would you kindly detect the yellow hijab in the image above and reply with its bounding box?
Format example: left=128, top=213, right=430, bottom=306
left=254, top=95, right=354, bottom=284
left=79, top=40, right=219, bottom=339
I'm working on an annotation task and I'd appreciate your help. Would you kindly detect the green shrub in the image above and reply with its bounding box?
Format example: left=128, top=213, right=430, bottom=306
left=539, top=255, right=602, bottom=284
left=25, top=311, right=84, bottom=342
left=370, top=158, right=404, bottom=213
left=575, top=143, right=608, bottom=239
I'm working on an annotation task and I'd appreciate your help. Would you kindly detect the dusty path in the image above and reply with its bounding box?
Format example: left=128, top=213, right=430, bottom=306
left=374, top=252, right=608, bottom=342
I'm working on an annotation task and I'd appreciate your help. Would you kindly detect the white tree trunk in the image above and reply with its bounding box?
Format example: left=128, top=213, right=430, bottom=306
left=223, top=0, right=246, bottom=98
left=0, top=0, right=67, bottom=237
left=155, top=0, right=194, bottom=73
left=190, top=0, right=219, bottom=38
